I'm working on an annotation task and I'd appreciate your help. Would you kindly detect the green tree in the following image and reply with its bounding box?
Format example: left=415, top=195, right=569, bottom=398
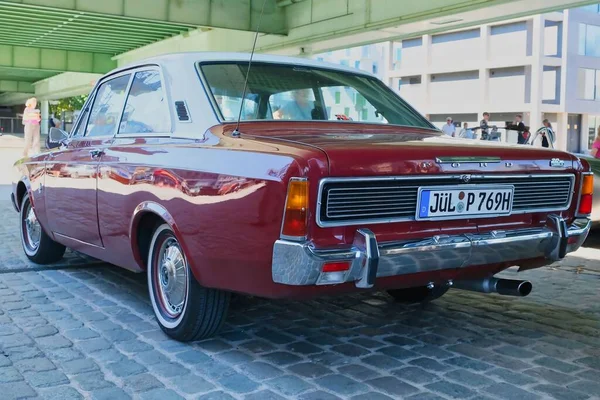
left=50, top=95, right=88, bottom=115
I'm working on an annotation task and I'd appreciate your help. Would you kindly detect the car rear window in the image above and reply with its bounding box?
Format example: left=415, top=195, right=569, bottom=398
left=199, top=62, right=435, bottom=130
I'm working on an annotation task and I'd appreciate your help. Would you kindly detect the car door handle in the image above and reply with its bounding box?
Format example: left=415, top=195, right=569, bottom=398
left=89, top=149, right=105, bottom=159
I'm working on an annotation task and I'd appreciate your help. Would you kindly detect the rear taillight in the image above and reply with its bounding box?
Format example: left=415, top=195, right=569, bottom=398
left=577, top=173, right=593, bottom=216
left=281, top=178, right=308, bottom=240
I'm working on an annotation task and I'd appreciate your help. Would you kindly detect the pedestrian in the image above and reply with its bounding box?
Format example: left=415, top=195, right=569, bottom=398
left=480, top=112, right=490, bottom=140
left=538, top=119, right=555, bottom=148
left=459, top=122, right=475, bottom=139
left=591, top=126, right=600, bottom=159
left=22, top=97, right=41, bottom=158
left=49, top=113, right=56, bottom=129
left=442, top=117, right=456, bottom=137
left=513, top=114, right=527, bottom=144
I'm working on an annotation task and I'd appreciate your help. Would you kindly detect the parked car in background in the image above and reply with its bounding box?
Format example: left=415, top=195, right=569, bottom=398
left=12, top=53, right=593, bottom=341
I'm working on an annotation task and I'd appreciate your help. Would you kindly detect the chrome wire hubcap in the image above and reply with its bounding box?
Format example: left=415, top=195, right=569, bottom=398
left=24, top=205, right=41, bottom=251
left=157, top=239, right=187, bottom=317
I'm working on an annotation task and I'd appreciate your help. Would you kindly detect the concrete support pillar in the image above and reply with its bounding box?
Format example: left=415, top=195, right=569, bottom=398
left=555, top=112, right=568, bottom=151
left=421, top=35, right=432, bottom=111
left=423, top=34, right=432, bottom=67
left=580, top=114, right=589, bottom=152
left=481, top=25, right=491, bottom=63
left=41, top=100, right=49, bottom=135
left=382, top=41, right=394, bottom=87
left=529, top=15, right=545, bottom=138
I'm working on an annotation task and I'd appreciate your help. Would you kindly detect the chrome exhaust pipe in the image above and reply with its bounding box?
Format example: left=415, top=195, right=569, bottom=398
left=453, top=277, right=532, bottom=297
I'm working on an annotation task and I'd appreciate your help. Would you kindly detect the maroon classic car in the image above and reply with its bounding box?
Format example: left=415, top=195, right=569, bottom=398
left=12, top=53, right=593, bottom=341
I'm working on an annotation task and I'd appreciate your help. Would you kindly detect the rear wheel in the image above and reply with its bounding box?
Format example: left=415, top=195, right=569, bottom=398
left=20, top=194, right=66, bottom=264
left=147, top=224, right=230, bottom=341
left=387, top=284, right=449, bottom=303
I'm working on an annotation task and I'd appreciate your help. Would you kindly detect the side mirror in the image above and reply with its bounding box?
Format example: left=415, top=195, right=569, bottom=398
left=46, top=127, right=68, bottom=150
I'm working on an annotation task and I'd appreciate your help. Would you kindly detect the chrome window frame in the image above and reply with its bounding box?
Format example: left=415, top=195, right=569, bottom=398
left=316, top=174, right=576, bottom=228
left=69, top=89, right=96, bottom=139
left=82, top=70, right=134, bottom=140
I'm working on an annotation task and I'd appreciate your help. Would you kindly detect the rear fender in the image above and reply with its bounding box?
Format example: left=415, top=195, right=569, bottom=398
left=129, top=202, right=201, bottom=280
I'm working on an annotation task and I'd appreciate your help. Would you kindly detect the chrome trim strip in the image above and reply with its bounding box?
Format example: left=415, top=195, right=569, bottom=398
left=316, top=174, right=575, bottom=228
left=53, top=232, right=105, bottom=249
left=435, top=156, right=502, bottom=164
left=272, top=217, right=591, bottom=286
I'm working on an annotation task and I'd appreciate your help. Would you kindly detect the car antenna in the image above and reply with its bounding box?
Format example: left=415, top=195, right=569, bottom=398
left=232, top=0, right=268, bottom=138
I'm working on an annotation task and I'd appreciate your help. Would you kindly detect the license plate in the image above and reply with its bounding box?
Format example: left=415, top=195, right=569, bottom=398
left=416, top=185, right=514, bottom=220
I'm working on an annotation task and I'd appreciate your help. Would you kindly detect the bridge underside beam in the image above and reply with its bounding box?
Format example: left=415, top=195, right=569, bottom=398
left=0, top=45, right=117, bottom=76
left=0, top=0, right=286, bottom=35
left=0, top=80, right=34, bottom=93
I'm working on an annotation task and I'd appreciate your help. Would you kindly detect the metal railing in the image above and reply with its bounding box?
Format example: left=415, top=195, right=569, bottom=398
left=0, top=117, right=24, bottom=135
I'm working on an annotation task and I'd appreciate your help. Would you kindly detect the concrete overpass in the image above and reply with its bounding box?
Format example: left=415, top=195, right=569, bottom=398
left=0, top=0, right=598, bottom=107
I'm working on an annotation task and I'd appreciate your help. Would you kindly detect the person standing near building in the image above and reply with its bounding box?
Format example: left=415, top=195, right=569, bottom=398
left=591, top=126, right=600, bottom=159
left=442, top=117, right=456, bottom=137
left=22, top=97, right=41, bottom=158
left=459, top=122, right=475, bottom=139
left=480, top=112, right=490, bottom=140
left=512, top=114, right=527, bottom=144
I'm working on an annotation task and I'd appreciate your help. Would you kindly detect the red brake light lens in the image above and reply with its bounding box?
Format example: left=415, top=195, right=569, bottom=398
left=579, top=194, right=592, bottom=215
left=322, top=262, right=351, bottom=273
left=578, top=174, right=593, bottom=215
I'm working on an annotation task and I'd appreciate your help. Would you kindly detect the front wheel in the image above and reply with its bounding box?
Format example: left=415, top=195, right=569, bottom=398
left=148, top=224, right=230, bottom=342
left=20, top=194, right=66, bottom=264
left=387, top=284, right=449, bottom=303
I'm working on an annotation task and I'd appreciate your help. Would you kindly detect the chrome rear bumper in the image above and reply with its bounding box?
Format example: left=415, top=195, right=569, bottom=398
left=272, top=215, right=591, bottom=287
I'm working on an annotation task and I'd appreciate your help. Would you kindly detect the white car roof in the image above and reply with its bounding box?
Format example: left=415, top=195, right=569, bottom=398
left=110, top=52, right=374, bottom=78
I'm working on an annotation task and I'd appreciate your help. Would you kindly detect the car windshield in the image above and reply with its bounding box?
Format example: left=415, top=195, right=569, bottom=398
left=199, top=62, right=436, bottom=130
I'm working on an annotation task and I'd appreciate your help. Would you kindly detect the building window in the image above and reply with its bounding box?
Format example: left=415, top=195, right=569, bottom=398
left=340, top=59, right=349, bottom=67
left=432, top=28, right=480, bottom=44
left=577, top=68, right=600, bottom=100
left=361, top=46, right=370, bottom=58
left=399, top=76, right=422, bottom=86
left=491, top=21, right=527, bottom=35
left=343, top=107, right=350, bottom=116
left=395, top=48, right=401, bottom=61
left=335, top=91, right=341, bottom=104
left=402, top=37, right=423, bottom=48
left=579, top=23, right=600, bottom=57
left=372, top=63, right=378, bottom=74
left=317, top=57, right=324, bottom=62
left=362, top=109, right=369, bottom=120
left=354, top=60, right=360, bottom=69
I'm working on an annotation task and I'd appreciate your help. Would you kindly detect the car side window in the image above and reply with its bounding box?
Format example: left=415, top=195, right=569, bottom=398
left=118, top=70, right=170, bottom=134
left=85, top=74, right=130, bottom=137
left=71, top=107, right=90, bottom=138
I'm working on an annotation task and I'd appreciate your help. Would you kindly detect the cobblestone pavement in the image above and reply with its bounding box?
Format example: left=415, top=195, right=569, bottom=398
left=1, top=196, right=599, bottom=400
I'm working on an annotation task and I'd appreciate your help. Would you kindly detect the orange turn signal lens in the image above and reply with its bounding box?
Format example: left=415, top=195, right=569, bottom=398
left=281, top=179, right=308, bottom=238
left=582, top=174, right=594, bottom=196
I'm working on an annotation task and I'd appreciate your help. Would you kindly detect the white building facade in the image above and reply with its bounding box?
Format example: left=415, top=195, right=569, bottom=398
left=316, top=4, right=600, bottom=153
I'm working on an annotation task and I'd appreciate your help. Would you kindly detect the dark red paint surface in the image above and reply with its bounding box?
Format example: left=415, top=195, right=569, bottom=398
left=13, top=122, right=586, bottom=299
